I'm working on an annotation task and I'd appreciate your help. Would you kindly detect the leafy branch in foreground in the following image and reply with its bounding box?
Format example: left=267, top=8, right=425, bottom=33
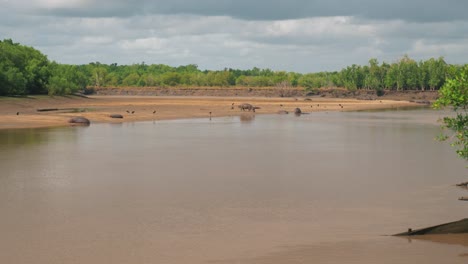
left=433, top=65, right=468, bottom=159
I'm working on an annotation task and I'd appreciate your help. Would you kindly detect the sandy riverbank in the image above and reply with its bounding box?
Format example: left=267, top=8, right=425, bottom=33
left=0, top=95, right=421, bottom=129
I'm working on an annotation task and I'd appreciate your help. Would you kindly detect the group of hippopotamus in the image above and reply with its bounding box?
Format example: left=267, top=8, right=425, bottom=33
left=69, top=113, right=124, bottom=126
left=69, top=103, right=303, bottom=126
left=238, top=103, right=302, bottom=115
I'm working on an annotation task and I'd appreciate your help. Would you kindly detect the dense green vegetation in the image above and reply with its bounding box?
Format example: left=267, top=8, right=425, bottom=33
left=0, top=39, right=466, bottom=96
left=434, top=65, right=468, bottom=160
left=0, top=39, right=49, bottom=95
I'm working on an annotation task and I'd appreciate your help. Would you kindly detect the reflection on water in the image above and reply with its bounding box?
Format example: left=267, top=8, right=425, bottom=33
left=0, top=109, right=467, bottom=264
left=0, top=128, right=52, bottom=145
left=357, top=105, right=431, bottom=112
left=239, top=113, right=255, bottom=123
left=226, top=236, right=468, bottom=264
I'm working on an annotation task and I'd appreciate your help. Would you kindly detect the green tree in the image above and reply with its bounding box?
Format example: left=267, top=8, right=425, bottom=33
left=433, top=65, right=468, bottom=159
left=0, top=65, right=27, bottom=95
left=106, top=72, right=121, bottom=86
left=24, top=54, right=50, bottom=94
left=160, top=72, right=181, bottom=86
left=90, top=62, right=108, bottom=87
left=122, top=73, right=140, bottom=86
left=0, top=39, right=49, bottom=95
left=340, top=64, right=364, bottom=90
left=427, top=57, right=447, bottom=90
left=401, top=56, right=419, bottom=89
left=47, top=63, right=88, bottom=95
left=418, top=60, right=429, bottom=91
left=363, top=58, right=382, bottom=90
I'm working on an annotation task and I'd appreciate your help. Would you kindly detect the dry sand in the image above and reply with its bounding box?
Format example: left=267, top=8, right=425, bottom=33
left=0, top=95, right=420, bottom=130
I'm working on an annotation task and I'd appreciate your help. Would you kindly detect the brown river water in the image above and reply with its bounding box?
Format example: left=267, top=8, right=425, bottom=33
left=0, top=108, right=467, bottom=264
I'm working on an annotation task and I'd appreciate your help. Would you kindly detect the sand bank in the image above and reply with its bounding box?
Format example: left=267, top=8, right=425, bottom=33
left=0, top=95, right=421, bottom=130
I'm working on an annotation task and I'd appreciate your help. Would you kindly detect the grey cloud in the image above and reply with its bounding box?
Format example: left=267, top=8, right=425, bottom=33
left=29, top=0, right=468, bottom=22
left=377, top=20, right=468, bottom=41
left=2, top=5, right=468, bottom=73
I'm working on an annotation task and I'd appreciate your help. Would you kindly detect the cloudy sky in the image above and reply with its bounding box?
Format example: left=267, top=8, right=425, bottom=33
left=1, top=0, right=467, bottom=72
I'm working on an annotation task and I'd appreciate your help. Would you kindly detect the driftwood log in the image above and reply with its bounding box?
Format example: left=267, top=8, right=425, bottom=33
left=36, top=108, right=59, bottom=112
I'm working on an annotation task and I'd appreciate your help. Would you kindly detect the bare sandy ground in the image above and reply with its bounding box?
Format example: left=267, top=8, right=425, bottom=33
left=0, top=95, right=420, bottom=129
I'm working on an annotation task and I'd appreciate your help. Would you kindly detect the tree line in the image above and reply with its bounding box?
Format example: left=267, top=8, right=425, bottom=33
left=1, top=39, right=466, bottom=96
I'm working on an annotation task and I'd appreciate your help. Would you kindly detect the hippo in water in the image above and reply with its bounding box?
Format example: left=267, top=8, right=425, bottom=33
left=68, top=116, right=90, bottom=125
left=294, top=108, right=302, bottom=115
left=238, top=103, right=261, bottom=112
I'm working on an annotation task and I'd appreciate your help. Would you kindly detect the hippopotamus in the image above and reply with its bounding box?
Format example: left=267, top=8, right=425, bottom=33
left=68, top=116, right=90, bottom=125
left=238, top=103, right=261, bottom=112
left=294, top=108, right=302, bottom=115
left=109, top=114, right=124, bottom=118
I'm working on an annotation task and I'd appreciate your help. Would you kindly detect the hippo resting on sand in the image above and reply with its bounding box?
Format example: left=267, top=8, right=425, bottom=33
left=109, top=114, right=124, bottom=118
left=68, top=116, right=90, bottom=125
left=238, top=103, right=261, bottom=112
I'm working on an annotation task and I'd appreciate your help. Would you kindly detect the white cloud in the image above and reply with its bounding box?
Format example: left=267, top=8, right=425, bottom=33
left=120, top=37, right=167, bottom=50
left=33, top=0, right=89, bottom=8
left=1, top=3, right=467, bottom=72
left=411, top=39, right=468, bottom=57
left=80, top=36, right=114, bottom=45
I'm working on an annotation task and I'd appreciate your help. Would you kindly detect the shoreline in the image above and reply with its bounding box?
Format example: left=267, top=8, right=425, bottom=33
left=0, top=95, right=422, bottom=130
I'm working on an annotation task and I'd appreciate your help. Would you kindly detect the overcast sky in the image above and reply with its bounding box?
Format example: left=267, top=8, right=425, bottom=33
left=1, top=0, right=467, bottom=72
